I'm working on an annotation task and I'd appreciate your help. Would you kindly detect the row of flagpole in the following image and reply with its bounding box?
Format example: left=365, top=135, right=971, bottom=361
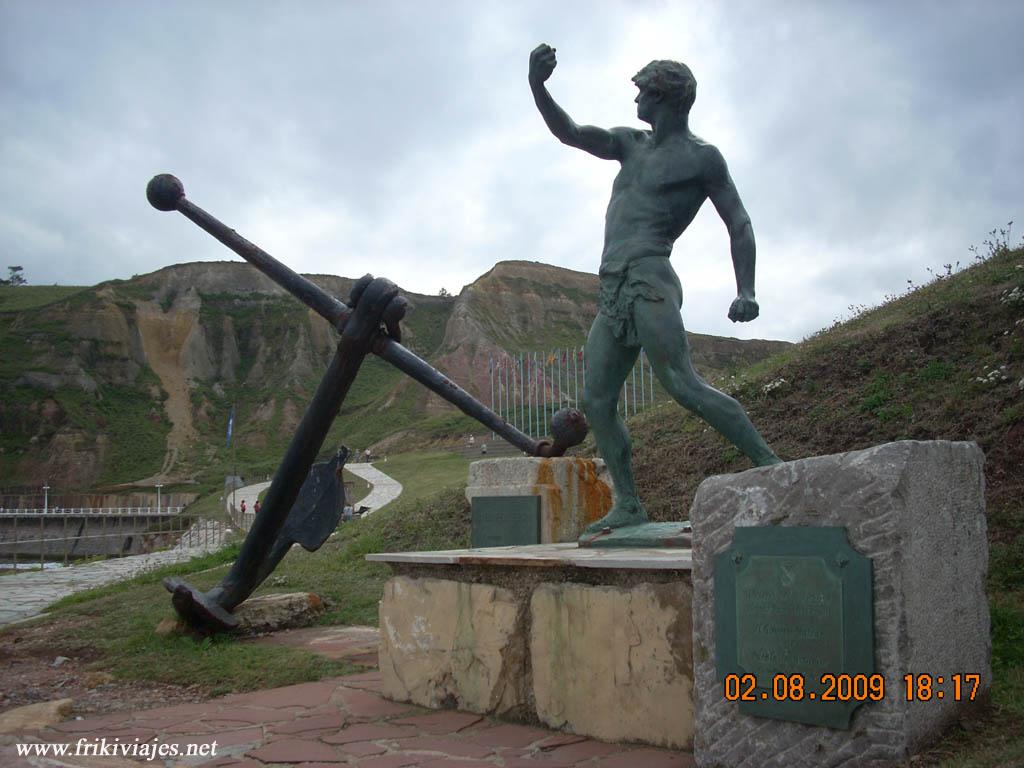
left=488, top=347, right=657, bottom=440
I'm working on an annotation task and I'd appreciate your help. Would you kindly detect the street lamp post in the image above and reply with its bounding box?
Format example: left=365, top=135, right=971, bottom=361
left=43, top=484, right=50, bottom=514
left=155, top=483, right=163, bottom=514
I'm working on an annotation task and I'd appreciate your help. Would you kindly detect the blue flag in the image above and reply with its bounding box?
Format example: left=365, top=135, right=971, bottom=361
left=226, top=406, right=235, bottom=447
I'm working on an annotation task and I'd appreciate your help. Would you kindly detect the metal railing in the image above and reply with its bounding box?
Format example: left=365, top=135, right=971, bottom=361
left=0, top=507, right=215, bottom=571
left=230, top=507, right=257, bottom=534
left=489, top=346, right=660, bottom=439
left=0, top=506, right=183, bottom=516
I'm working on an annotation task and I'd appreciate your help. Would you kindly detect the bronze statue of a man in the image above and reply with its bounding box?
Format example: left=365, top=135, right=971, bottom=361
left=529, top=44, right=782, bottom=533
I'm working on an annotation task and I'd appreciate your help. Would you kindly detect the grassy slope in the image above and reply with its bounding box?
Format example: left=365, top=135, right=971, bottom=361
left=43, top=545, right=358, bottom=697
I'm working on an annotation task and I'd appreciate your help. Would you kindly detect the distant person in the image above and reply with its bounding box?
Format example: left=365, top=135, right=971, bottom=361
left=469, top=435, right=476, bottom=447
left=240, top=499, right=247, bottom=516
left=364, top=448, right=372, bottom=462
left=254, top=499, right=262, bottom=516
left=481, top=443, right=488, bottom=455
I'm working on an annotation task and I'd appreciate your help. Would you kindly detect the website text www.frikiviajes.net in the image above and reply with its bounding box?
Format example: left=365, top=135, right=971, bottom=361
left=16, top=736, right=218, bottom=762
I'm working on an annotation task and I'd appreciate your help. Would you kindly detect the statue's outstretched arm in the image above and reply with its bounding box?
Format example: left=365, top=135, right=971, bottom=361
left=529, top=43, right=623, bottom=161
left=706, top=147, right=759, bottom=321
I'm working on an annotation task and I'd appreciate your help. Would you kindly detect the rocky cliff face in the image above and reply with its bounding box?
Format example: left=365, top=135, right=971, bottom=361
left=0, top=261, right=790, bottom=490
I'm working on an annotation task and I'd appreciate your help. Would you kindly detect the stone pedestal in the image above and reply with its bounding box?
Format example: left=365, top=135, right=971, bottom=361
left=370, top=544, right=694, bottom=749
left=691, top=440, right=990, bottom=768
left=465, top=457, right=614, bottom=543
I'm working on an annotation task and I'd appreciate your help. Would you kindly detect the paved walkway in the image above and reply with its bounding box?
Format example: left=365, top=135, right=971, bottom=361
left=228, top=466, right=402, bottom=522
left=2, top=626, right=695, bottom=767
left=347, top=463, right=403, bottom=516
left=226, top=480, right=271, bottom=523
left=0, top=521, right=227, bottom=627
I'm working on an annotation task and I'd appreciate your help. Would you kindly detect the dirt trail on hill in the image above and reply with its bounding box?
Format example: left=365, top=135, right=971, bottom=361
left=133, top=301, right=199, bottom=483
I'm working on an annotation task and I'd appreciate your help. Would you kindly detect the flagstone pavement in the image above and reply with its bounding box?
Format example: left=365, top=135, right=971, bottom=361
left=1, top=626, right=695, bottom=768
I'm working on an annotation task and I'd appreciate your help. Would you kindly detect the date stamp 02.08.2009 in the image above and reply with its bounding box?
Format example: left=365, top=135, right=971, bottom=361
left=724, top=673, right=982, bottom=704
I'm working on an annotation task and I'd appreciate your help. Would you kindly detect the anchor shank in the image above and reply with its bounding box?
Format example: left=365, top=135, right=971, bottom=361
left=176, top=194, right=536, bottom=451
left=148, top=174, right=573, bottom=457
left=176, top=197, right=351, bottom=331
left=375, top=339, right=540, bottom=455
left=213, top=338, right=366, bottom=610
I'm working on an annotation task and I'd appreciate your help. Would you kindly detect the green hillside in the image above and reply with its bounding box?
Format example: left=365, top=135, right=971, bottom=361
left=178, top=287, right=469, bottom=486
left=0, top=260, right=788, bottom=492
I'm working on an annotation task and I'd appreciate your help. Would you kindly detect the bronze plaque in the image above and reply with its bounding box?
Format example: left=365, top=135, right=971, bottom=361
left=470, top=495, right=541, bottom=548
left=715, top=527, right=874, bottom=729
left=736, top=555, right=844, bottom=680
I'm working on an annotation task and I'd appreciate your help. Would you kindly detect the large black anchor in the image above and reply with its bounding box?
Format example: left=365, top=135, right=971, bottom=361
left=147, top=174, right=588, bottom=632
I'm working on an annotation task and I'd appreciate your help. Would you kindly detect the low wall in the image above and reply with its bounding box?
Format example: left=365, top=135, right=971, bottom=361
left=369, top=545, right=694, bottom=750
left=0, top=513, right=186, bottom=559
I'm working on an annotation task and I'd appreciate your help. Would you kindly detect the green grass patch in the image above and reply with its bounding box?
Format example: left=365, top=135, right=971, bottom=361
left=377, top=450, right=473, bottom=505
left=47, top=543, right=242, bottom=611
left=0, top=285, right=89, bottom=312
left=41, top=542, right=356, bottom=694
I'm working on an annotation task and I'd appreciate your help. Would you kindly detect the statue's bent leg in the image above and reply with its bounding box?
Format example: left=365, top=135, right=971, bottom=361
left=634, top=299, right=780, bottom=467
left=582, top=313, right=648, bottom=532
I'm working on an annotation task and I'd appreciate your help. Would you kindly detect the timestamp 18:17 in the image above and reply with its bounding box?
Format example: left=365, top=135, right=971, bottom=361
left=904, top=674, right=981, bottom=701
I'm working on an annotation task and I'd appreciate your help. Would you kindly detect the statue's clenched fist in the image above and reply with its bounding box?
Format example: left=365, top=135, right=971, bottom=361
left=728, top=296, right=760, bottom=323
left=529, top=43, right=557, bottom=85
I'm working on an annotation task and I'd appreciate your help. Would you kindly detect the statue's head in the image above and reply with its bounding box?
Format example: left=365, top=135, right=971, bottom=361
left=632, top=60, right=697, bottom=120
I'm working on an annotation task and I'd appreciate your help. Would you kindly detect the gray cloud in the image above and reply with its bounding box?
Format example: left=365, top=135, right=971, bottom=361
left=1, top=0, right=1021, bottom=342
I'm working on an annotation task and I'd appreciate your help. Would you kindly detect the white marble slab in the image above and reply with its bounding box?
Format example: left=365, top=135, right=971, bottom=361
left=366, top=542, right=692, bottom=570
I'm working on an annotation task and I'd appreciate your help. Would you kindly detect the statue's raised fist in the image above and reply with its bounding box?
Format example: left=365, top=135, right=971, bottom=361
left=529, top=43, right=557, bottom=85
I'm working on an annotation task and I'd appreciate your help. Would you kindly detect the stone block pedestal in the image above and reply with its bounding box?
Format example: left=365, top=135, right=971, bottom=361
left=691, top=440, right=990, bottom=767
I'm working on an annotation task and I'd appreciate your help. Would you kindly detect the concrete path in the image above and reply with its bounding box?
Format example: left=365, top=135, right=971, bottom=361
left=2, top=628, right=695, bottom=767
left=346, top=463, right=403, bottom=516
left=0, top=522, right=227, bottom=627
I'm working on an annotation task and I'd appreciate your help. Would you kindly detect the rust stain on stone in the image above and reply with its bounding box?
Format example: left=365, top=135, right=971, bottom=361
left=576, top=458, right=612, bottom=523
left=534, top=459, right=563, bottom=542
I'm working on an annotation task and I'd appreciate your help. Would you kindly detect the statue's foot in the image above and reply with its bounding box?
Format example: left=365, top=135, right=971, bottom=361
left=584, top=498, right=649, bottom=534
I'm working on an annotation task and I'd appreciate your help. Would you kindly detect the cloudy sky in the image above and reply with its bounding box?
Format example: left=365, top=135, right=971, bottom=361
left=2, top=0, right=1021, bottom=342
